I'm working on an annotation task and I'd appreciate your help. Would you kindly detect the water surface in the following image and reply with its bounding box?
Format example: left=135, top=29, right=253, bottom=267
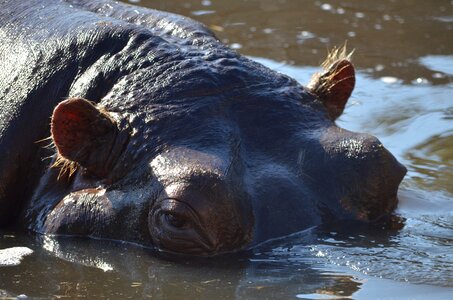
left=1, top=0, right=452, bottom=299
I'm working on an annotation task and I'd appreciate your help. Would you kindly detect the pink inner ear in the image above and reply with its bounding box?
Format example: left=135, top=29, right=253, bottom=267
left=51, top=98, right=103, bottom=160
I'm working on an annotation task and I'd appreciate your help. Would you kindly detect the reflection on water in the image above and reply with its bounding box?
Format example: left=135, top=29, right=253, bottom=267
left=1, top=0, right=453, bottom=298
left=1, top=227, right=453, bottom=299
left=311, top=215, right=453, bottom=287
left=0, top=247, right=33, bottom=267
left=406, top=134, right=453, bottom=194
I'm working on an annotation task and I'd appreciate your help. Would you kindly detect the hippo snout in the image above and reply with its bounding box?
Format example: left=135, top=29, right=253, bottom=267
left=321, top=127, right=407, bottom=221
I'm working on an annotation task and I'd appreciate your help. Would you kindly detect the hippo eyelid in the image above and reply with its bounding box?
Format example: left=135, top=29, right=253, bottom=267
left=160, top=198, right=204, bottom=228
left=176, top=200, right=204, bottom=227
left=162, top=212, right=190, bottom=229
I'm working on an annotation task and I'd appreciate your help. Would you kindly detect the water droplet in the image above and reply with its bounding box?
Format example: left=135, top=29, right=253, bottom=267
left=355, top=12, right=365, bottom=18
left=296, top=31, right=316, bottom=44
left=412, top=77, right=429, bottom=85
left=375, top=64, right=385, bottom=71
left=432, top=72, right=445, bottom=79
left=230, top=43, right=242, bottom=50
left=192, top=10, right=215, bottom=16
left=321, top=3, right=333, bottom=11
left=380, top=76, right=399, bottom=84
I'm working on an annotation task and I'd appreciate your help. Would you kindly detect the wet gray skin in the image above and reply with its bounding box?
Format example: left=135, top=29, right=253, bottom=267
left=0, top=0, right=406, bottom=256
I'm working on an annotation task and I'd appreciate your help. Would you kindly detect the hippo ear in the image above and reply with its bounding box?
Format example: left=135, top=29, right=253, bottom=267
left=308, top=46, right=355, bottom=120
left=51, top=98, right=119, bottom=178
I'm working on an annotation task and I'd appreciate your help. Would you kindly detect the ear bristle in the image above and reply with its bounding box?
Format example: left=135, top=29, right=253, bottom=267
left=50, top=155, right=78, bottom=180
left=321, top=44, right=355, bottom=70
left=35, top=135, right=77, bottom=180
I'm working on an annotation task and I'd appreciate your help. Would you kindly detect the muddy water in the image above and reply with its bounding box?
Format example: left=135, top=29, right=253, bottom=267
left=1, top=0, right=452, bottom=299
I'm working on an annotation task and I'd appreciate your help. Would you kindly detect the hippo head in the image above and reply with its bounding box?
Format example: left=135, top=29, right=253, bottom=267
left=39, top=47, right=406, bottom=256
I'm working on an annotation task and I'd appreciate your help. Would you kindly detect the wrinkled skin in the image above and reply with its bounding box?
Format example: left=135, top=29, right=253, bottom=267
left=0, top=0, right=406, bottom=256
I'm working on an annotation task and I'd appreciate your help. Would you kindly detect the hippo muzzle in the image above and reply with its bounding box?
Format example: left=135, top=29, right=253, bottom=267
left=320, top=126, right=407, bottom=221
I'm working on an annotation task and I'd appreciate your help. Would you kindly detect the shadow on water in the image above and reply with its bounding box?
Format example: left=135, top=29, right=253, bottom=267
left=1, top=0, right=453, bottom=299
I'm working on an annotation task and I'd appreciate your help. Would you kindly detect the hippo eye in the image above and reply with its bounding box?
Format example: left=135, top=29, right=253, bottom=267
left=163, top=212, right=188, bottom=229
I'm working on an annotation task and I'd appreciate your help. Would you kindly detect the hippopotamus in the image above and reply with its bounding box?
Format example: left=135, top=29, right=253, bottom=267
left=0, top=0, right=406, bottom=256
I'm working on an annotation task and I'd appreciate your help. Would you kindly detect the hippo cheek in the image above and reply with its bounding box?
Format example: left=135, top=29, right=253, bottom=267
left=43, top=189, right=114, bottom=236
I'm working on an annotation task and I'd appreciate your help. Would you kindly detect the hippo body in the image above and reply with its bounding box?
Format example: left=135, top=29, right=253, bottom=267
left=0, top=0, right=406, bottom=255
